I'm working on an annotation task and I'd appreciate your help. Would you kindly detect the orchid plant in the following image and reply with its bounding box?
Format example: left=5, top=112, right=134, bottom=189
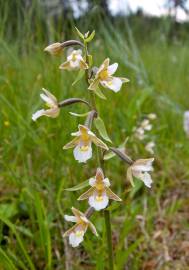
left=32, top=27, right=154, bottom=269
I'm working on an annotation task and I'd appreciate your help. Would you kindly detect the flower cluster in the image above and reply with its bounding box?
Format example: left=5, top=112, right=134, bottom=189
left=32, top=28, right=155, bottom=248
left=133, top=113, right=157, bottom=154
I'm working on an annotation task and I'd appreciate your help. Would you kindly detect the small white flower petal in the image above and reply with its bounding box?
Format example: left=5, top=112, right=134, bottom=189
left=89, top=177, right=96, bottom=186
left=103, top=178, right=110, bottom=187
left=73, top=144, right=92, bottom=163
left=100, top=77, right=122, bottom=92
left=32, top=109, right=45, bottom=121
left=64, top=215, right=77, bottom=223
left=145, top=142, right=155, bottom=154
left=133, top=159, right=154, bottom=172
left=89, top=193, right=109, bottom=211
left=40, top=93, right=54, bottom=106
left=141, top=172, right=153, bottom=188
left=69, top=231, right=84, bottom=247
left=107, top=63, right=118, bottom=75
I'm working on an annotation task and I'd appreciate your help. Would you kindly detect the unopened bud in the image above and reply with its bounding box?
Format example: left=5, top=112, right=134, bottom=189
left=44, top=43, right=63, bottom=55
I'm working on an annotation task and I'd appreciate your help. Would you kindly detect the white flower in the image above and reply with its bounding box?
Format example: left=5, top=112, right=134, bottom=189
left=88, top=58, right=129, bottom=92
left=78, top=168, right=122, bottom=211
left=63, top=207, right=98, bottom=248
left=145, top=141, right=155, bottom=154
left=63, top=125, right=108, bottom=163
left=140, top=119, right=152, bottom=131
left=59, top=49, right=88, bottom=70
left=184, top=111, right=189, bottom=137
left=147, top=113, right=157, bottom=120
left=127, top=158, right=154, bottom=188
left=134, top=127, right=145, bottom=140
left=44, top=42, right=63, bottom=55
left=32, top=88, right=60, bottom=121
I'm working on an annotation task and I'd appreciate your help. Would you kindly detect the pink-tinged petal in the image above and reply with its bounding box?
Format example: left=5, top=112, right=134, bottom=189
left=73, top=144, right=92, bottom=163
left=64, top=215, right=77, bottom=223
left=89, top=193, right=109, bottom=211
left=32, top=109, right=45, bottom=121
left=78, top=187, right=96, bottom=200
left=78, top=124, right=89, bottom=134
left=63, top=137, right=80, bottom=149
left=107, top=63, right=118, bottom=75
left=95, top=168, right=104, bottom=182
left=105, top=187, right=122, bottom=201
left=43, top=108, right=60, bottom=118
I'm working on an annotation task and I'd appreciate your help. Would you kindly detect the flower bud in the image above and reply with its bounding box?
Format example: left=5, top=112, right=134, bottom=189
left=44, top=43, right=63, bottom=55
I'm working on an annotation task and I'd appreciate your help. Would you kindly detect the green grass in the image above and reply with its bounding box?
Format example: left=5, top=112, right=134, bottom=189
left=0, top=18, right=189, bottom=270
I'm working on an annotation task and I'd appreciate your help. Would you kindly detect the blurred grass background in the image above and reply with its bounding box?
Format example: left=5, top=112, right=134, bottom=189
left=0, top=1, right=189, bottom=269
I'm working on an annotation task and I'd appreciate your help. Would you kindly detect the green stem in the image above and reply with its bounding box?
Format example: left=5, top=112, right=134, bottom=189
left=104, top=210, right=114, bottom=270
left=84, top=41, right=114, bottom=270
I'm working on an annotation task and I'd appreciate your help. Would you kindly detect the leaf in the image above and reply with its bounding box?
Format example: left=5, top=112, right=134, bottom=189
left=69, top=111, right=90, bottom=117
left=0, top=248, right=18, bottom=270
left=85, top=30, right=95, bottom=43
left=72, top=70, right=85, bottom=86
left=33, top=192, right=52, bottom=269
left=0, top=216, right=35, bottom=270
left=103, top=151, right=116, bottom=161
left=94, top=117, right=112, bottom=143
left=94, top=87, right=107, bottom=100
left=75, top=27, right=84, bottom=39
left=0, top=203, right=18, bottom=219
left=64, top=179, right=90, bottom=191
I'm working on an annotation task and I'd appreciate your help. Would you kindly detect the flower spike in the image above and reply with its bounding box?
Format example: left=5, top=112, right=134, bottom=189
left=59, top=49, right=88, bottom=70
left=32, top=88, right=60, bottom=121
left=63, top=125, right=108, bottom=163
left=63, top=207, right=98, bottom=247
left=89, top=58, right=129, bottom=92
left=78, top=168, right=122, bottom=211
left=127, top=158, right=154, bottom=188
